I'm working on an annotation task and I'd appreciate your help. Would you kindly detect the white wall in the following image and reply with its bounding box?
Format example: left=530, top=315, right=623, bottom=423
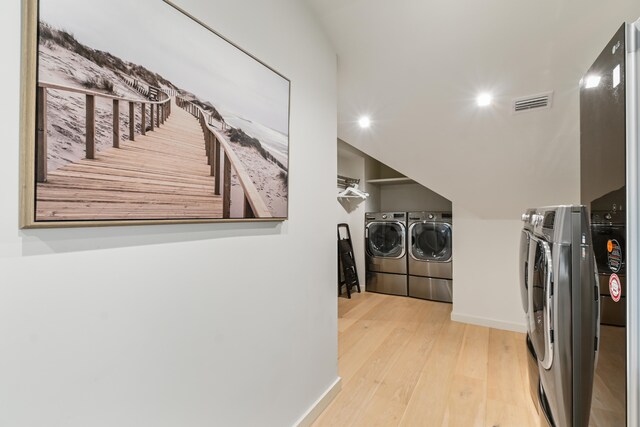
left=363, top=155, right=381, bottom=214
left=379, top=183, right=451, bottom=213
left=0, top=1, right=337, bottom=426
left=336, top=139, right=384, bottom=291
left=337, top=147, right=366, bottom=288
left=450, top=208, right=526, bottom=331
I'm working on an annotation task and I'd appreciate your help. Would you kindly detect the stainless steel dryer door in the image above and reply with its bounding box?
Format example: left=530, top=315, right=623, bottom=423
left=408, top=222, right=452, bottom=279
left=528, top=236, right=554, bottom=371
left=366, top=221, right=406, bottom=259
left=409, top=222, right=452, bottom=262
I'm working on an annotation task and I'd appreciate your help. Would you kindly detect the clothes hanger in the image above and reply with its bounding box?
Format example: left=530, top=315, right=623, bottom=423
left=338, top=184, right=369, bottom=199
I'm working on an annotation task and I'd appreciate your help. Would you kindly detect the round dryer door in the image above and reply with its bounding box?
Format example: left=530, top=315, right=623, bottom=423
left=410, top=222, right=452, bottom=262
left=366, top=222, right=406, bottom=258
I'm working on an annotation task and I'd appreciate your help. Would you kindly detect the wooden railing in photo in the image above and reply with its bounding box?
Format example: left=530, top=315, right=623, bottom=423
left=119, top=73, right=179, bottom=100
left=36, top=81, right=172, bottom=183
left=120, top=73, right=158, bottom=100
left=176, top=97, right=271, bottom=219
left=119, top=74, right=150, bottom=98
left=160, top=88, right=178, bottom=98
left=178, top=100, right=228, bottom=131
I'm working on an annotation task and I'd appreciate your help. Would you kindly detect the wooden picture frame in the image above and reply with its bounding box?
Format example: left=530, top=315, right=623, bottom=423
left=19, top=0, right=291, bottom=228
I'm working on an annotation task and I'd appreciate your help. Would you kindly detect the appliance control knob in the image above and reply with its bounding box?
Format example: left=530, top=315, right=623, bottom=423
left=428, top=214, right=434, bottom=219
left=605, top=213, right=612, bottom=220
left=521, top=213, right=530, bottom=222
left=382, top=214, right=387, bottom=219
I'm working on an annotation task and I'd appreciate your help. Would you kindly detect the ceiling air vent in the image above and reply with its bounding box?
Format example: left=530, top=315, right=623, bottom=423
left=513, top=91, right=553, bottom=113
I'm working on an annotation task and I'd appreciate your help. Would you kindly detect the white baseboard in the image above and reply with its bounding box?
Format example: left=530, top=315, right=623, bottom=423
left=451, top=312, right=527, bottom=333
left=294, top=377, right=342, bottom=427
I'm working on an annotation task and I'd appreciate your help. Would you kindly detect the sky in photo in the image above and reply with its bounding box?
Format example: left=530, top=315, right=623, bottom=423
left=39, top=0, right=290, bottom=135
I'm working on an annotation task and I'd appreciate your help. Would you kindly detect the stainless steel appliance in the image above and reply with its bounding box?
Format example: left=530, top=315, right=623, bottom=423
left=365, top=212, right=408, bottom=296
left=518, top=20, right=640, bottom=427
left=591, top=209, right=626, bottom=326
left=580, top=22, right=628, bottom=427
left=407, top=211, right=453, bottom=302
left=520, top=206, right=599, bottom=427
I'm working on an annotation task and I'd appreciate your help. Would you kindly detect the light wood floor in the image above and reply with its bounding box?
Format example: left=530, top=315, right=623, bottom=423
left=36, top=99, right=222, bottom=221
left=312, top=292, right=539, bottom=427
left=590, top=325, right=626, bottom=426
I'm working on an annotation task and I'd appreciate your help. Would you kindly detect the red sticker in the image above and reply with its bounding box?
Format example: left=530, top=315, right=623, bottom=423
left=609, top=274, right=622, bottom=303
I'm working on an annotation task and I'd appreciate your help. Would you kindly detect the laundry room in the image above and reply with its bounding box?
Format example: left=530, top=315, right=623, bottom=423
left=337, top=139, right=453, bottom=302
left=332, top=11, right=637, bottom=422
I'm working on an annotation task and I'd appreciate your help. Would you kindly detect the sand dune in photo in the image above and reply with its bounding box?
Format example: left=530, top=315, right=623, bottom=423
left=37, top=23, right=288, bottom=218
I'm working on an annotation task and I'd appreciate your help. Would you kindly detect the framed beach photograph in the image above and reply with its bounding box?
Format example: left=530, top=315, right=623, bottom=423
left=19, top=0, right=290, bottom=228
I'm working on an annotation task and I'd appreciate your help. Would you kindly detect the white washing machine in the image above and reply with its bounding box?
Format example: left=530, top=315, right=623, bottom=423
left=407, top=211, right=452, bottom=302
left=365, top=212, right=408, bottom=296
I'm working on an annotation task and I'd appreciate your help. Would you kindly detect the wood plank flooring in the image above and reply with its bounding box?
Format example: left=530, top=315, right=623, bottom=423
left=312, top=292, right=539, bottom=427
left=36, top=99, right=222, bottom=221
left=590, top=325, right=626, bottom=427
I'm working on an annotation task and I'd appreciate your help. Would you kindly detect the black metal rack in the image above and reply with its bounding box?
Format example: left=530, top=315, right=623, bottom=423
left=338, top=223, right=361, bottom=298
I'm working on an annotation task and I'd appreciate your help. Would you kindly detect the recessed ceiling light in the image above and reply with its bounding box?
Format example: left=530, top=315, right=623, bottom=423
left=585, top=75, right=601, bottom=89
left=358, top=116, right=371, bottom=128
left=476, top=93, right=492, bottom=107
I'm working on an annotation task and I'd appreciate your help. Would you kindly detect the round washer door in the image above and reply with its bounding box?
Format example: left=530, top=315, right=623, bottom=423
left=410, top=222, right=452, bottom=262
left=520, top=230, right=531, bottom=314
left=366, top=221, right=406, bottom=259
left=528, top=236, right=554, bottom=370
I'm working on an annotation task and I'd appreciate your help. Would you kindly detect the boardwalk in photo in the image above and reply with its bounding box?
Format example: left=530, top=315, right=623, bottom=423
left=36, top=99, right=223, bottom=220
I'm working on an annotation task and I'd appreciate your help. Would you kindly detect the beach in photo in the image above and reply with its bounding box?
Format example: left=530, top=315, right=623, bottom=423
left=34, top=0, right=289, bottom=222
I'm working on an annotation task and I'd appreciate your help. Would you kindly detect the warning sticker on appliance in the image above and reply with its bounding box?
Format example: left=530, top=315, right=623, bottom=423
left=607, top=239, right=622, bottom=273
left=609, top=274, right=622, bottom=303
